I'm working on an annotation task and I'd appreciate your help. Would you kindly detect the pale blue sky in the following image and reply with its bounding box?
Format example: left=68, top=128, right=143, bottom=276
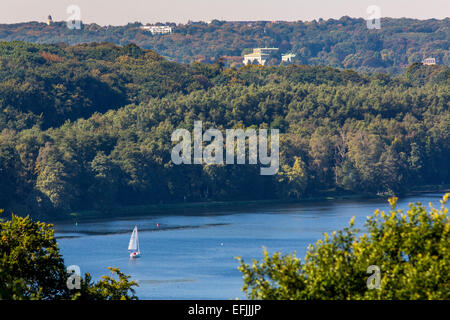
left=1, top=0, right=448, bottom=25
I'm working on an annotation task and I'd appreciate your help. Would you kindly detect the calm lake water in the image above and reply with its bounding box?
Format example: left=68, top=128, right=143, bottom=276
left=54, top=193, right=445, bottom=299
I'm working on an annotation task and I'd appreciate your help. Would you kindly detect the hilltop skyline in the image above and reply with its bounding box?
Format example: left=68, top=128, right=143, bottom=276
left=1, top=0, right=449, bottom=26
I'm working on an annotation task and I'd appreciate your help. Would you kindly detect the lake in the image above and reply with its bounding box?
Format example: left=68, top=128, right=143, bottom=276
left=54, top=193, right=445, bottom=299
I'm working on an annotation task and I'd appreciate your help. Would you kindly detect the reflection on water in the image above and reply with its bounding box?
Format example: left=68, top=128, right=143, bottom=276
left=138, top=279, right=196, bottom=285
left=55, top=223, right=229, bottom=238
left=54, top=193, right=445, bottom=300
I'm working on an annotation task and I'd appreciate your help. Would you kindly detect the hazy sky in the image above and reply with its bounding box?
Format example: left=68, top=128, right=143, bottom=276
left=0, top=0, right=448, bottom=25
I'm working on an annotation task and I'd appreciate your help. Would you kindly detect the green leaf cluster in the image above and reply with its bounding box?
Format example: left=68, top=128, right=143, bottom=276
left=0, top=213, right=138, bottom=300
left=238, top=194, right=450, bottom=299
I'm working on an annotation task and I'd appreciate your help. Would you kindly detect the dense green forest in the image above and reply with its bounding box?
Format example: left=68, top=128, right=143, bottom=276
left=0, top=17, right=448, bottom=73
left=0, top=41, right=448, bottom=219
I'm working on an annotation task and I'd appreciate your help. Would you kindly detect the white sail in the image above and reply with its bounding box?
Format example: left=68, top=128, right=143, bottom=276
left=128, top=226, right=139, bottom=251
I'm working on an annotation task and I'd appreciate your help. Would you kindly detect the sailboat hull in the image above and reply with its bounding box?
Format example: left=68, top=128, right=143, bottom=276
left=130, top=251, right=141, bottom=259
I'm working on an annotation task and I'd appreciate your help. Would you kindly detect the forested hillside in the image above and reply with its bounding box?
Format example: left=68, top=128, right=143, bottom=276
left=0, top=17, right=448, bottom=74
left=0, top=41, right=209, bottom=129
left=0, top=42, right=448, bottom=219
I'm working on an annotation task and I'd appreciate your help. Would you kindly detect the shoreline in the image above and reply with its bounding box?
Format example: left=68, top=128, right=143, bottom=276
left=50, top=184, right=450, bottom=224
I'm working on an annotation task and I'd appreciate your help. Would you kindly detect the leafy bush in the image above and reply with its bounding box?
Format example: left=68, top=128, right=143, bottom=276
left=0, top=212, right=138, bottom=300
left=238, top=194, right=450, bottom=299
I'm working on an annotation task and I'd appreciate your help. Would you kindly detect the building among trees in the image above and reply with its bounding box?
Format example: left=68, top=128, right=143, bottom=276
left=243, top=48, right=279, bottom=65
left=422, top=57, right=436, bottom=65
left=140, top=25, right=173, bottom=35
left=282, top=53, right=296, bottom=63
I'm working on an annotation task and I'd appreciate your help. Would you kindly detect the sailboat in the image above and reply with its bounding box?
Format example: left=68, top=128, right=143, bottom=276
left=128, top=226, right=141, bottom=258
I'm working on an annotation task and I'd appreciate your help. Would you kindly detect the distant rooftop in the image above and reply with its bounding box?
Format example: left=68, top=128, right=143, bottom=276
left=422, top=57, right=436, bottom=65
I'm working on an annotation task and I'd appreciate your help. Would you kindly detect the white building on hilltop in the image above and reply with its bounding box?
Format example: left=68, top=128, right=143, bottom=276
left=140, top=25, right=172, bottom=35
left=422, top=57, right=436, bottom=65
left=282, top=53, right=296, bottom=63
left=243, top=48, right=278, bottom=66
left=243, top=52, right=269, bottom=65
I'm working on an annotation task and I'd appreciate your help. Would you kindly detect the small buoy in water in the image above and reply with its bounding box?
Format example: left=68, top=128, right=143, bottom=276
left=220, top=242, right=224, bottom=246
